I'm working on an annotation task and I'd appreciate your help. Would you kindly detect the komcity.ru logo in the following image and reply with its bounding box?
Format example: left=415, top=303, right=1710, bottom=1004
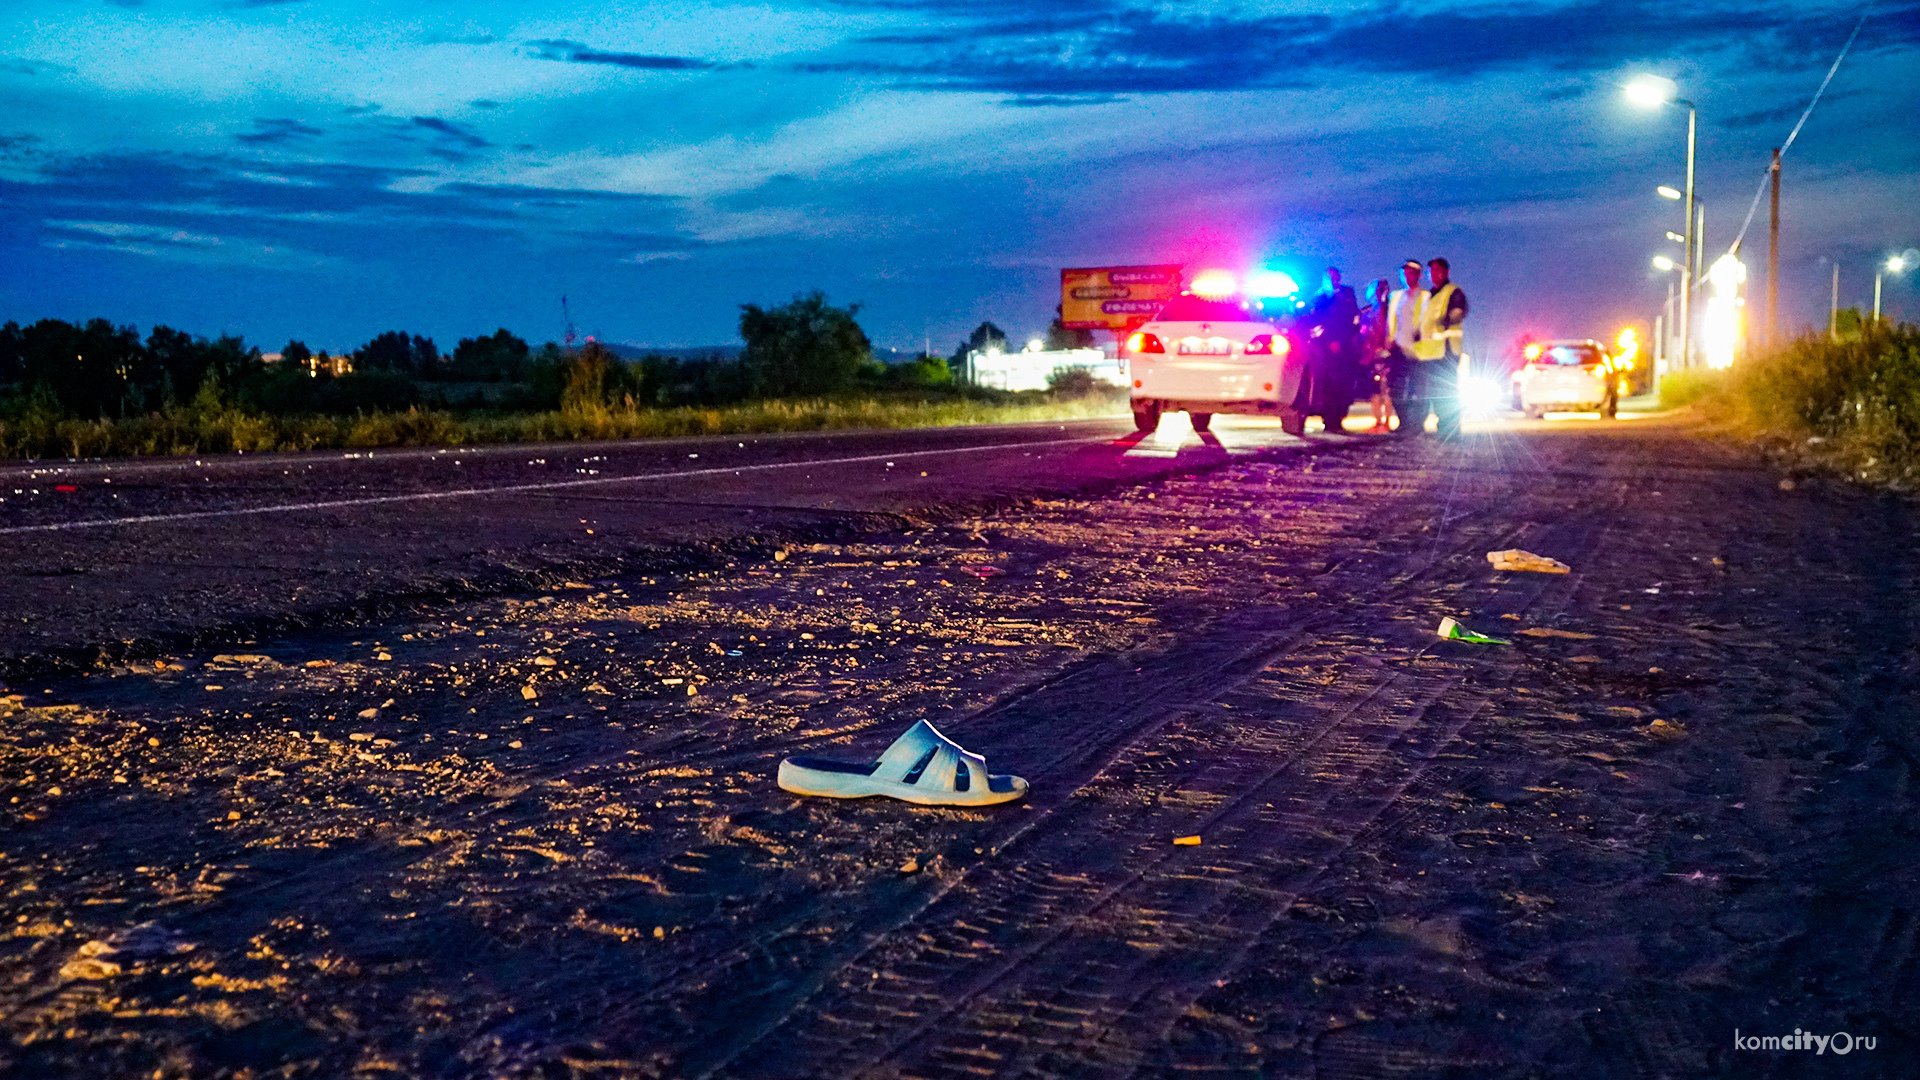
left=1734, top=1029, right=1876, bottom=1054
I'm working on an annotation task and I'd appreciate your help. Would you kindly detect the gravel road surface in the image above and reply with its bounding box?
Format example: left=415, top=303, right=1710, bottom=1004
left=2, top=415, right=1916, bottom=1078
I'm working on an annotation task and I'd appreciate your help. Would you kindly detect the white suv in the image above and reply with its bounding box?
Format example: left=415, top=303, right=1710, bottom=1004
left=1123, top=293, right=1302, bottom=433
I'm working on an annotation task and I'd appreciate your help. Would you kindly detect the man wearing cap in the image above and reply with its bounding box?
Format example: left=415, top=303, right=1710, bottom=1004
left=1384, top=260, right=1426, bottom=436
left=1402, top=257, right=1470, bottom=438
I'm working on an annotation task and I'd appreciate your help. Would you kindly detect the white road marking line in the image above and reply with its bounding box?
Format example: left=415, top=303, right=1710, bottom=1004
left=0, top=436, right=1109, bottom=535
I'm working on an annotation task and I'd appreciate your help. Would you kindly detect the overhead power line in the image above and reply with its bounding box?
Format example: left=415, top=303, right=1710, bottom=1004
left=1728, top=3, right=1874, bottom=254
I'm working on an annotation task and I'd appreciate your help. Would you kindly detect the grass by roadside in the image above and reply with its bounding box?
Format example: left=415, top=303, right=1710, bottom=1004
left=1664, top=324, right=1920, bottom=487
left=0, top=389, right=1127, bottom=461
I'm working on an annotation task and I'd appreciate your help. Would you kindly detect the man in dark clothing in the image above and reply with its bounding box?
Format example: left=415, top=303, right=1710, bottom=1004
left=1304, top=266, right=1362, bottom=433
left=1358, top=278, right=1395, bottom=432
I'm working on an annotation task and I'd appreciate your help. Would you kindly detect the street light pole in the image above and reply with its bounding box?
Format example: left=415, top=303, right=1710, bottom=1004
left=1683, top=100, right=1696, bottom=370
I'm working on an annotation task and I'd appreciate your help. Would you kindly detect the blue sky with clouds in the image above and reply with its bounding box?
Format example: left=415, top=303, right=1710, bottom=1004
left=2, top=0, right=1916, bottom=356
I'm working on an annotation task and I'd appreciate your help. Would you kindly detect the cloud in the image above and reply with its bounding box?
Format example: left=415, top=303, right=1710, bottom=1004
left=523, top=39, right=720, bottom=71
left=1001, top=94, right=1126, bottom=108
left=0, top=56, right=71, bottom=76
left=235, top=117, right=324, bottom=145
left=1721, top=89, right=1865, bottom=128
left=42, top=219, right=338, bottom=270
left=409, top=116, right=490, bottom=156
left=470, top=98, right=501, bottom=110
left=3, top=150, right=696, bottom=271
left=811, top=1, right=1920, bottom=96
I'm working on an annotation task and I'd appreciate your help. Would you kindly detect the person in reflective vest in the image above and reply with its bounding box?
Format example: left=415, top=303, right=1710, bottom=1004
left=1403, top=257, right=1469, bottom=438
left=1384, top=260, right=1426, bottom=436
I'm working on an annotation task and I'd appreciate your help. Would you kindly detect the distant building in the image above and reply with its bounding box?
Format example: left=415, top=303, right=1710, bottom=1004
left=962, top=346, right=1123, bottom=392
left=311, top=352, right=352, bottom=377
left=261, top=350, right=351, bottom=376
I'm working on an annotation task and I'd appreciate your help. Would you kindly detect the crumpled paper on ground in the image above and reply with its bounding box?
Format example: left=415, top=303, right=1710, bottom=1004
left=1487, top=549, right=1570, bottom=574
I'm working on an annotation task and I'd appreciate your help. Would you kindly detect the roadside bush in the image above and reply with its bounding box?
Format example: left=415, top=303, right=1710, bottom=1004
left=1713, top=324, right=1920, bottom=486
left=1048, top=368, right=1099, bottom=397
left=739, top=291, right=873, bottom=397
left=1658, top=368, right=1728, bottom=410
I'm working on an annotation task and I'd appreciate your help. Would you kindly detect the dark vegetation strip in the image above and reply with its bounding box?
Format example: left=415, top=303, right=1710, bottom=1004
left=1663, top=323, right=1920, bottom=488
left=0, top=293, right=1110, bottom=459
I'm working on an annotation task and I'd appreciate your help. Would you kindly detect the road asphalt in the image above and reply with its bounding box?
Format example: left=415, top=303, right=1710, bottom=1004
left=2, top=411, right=1916, bottom=1078
left=0, top=417, right=1313, bottom=677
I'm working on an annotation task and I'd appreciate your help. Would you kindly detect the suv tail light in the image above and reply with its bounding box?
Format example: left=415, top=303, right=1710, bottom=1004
left=1126, top=332, right=1164, bottom=354
left=1244, top=334, right=1288, bottom=356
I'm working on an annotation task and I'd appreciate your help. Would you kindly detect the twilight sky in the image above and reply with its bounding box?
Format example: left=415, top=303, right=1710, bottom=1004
left=2, top=0, right=1917, bottom=357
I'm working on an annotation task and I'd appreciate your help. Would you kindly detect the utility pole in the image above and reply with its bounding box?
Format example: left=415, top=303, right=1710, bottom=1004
left=1768, top=149, right=1781, bottom=348
left=1830, top=264, right=1840, bottom=340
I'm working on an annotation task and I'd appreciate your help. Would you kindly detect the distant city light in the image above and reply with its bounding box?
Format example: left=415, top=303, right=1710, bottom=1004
left=1625, top=75, right=1678, bottom=109
left=1026, top=338, right=1043, bottom=352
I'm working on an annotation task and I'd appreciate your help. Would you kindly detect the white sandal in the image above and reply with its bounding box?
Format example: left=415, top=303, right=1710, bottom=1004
left=777, top=720, right=1029, bottom=806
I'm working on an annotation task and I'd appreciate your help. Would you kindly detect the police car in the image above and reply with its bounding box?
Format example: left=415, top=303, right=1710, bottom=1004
left=1122, top=273, right=1306, bottom=434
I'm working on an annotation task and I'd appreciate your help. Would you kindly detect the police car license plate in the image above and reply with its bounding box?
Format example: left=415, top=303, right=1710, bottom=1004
left=1176, top=340, right=1233, bottom=355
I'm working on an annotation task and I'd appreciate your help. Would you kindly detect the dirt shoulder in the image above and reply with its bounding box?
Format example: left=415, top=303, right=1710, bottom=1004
left=1, top=417, right=1915, bottom=1078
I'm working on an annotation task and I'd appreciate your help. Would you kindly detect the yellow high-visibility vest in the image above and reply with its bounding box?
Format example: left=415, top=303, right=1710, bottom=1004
left=1416, top=282, right=1464, bottom=361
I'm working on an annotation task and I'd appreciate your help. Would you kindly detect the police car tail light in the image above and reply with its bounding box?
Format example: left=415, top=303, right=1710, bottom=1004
left=1126, top=332, right=1164, bottom=354
left=1243, top=333, right=1289, bottom=356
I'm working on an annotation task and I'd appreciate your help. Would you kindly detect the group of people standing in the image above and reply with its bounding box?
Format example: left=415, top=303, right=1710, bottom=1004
left=1300, top=258, right=1469, bottom=439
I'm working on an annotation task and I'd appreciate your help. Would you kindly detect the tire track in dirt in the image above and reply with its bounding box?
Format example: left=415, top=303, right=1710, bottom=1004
left=674, top=455, right=1621, bottom=1080
left=380, top=456, right=1485, bottom=1075
left=690, top=446, right=1643, bottom=1080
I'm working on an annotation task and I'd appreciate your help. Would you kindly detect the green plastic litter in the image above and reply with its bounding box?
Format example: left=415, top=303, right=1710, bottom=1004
left=1437, top=616, right=1511, bottom=645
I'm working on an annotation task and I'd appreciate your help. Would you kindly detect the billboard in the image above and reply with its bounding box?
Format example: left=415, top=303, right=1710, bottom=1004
left=1060, top=265, right=1186, bottom=332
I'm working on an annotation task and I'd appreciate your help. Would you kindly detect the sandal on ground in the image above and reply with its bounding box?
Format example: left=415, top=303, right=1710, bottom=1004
left=777, top=719, right=1029, bottom=806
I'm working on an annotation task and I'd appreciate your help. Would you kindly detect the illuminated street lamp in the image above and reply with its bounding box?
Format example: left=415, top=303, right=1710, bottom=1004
left=1629, top=75, right=1697, bottom=368
left=1877, top=254, right=1912, bottom=323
